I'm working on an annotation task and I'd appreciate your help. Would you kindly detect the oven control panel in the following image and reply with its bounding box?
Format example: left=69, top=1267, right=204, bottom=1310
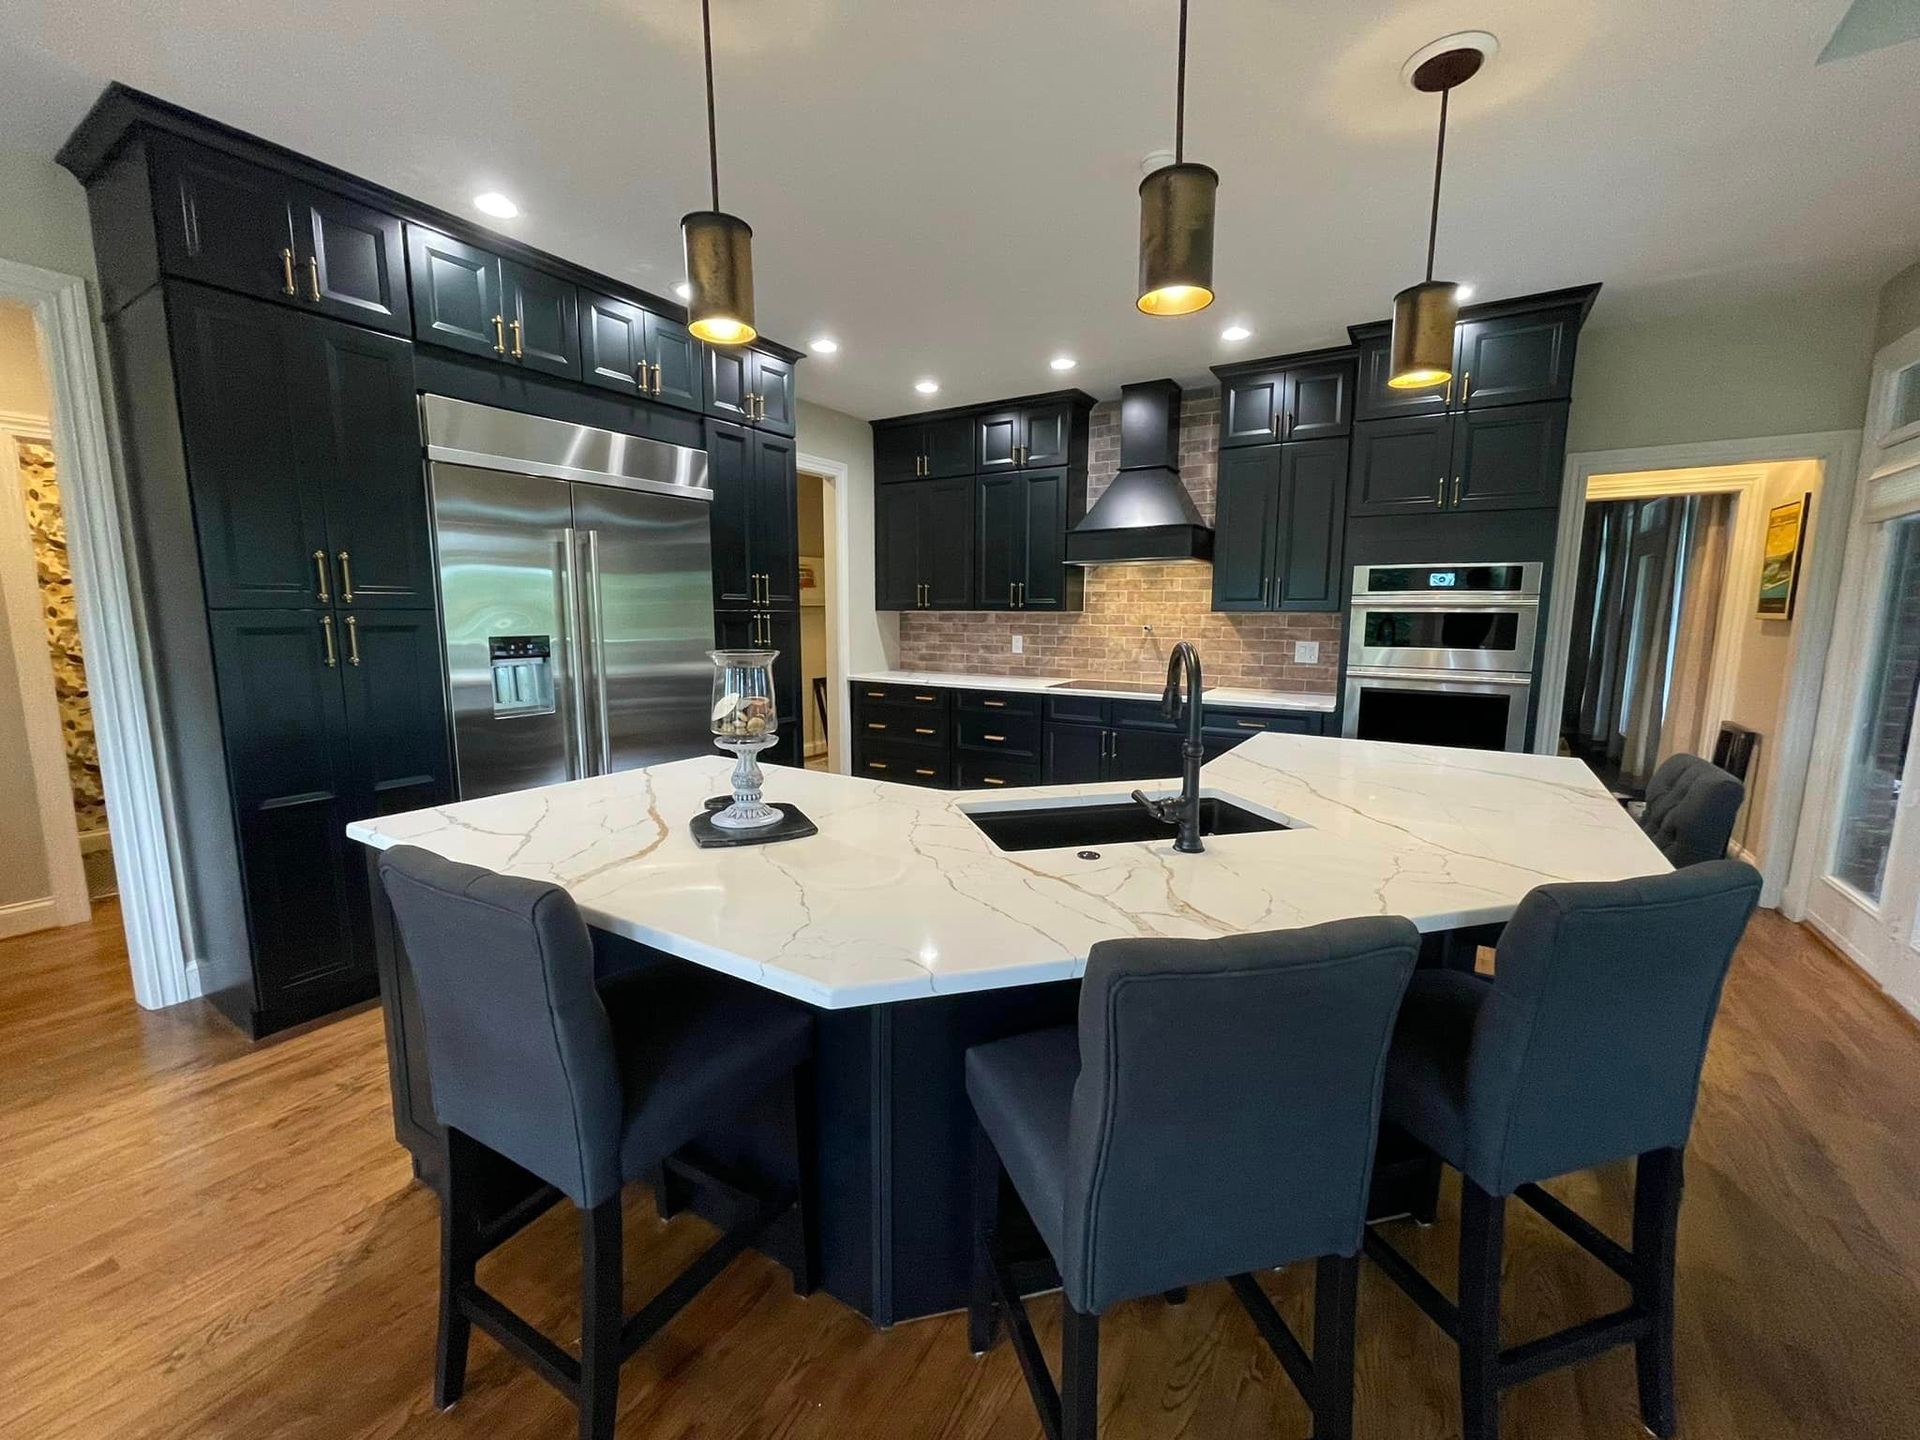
left=1354, top=562, right=1540, bottom=597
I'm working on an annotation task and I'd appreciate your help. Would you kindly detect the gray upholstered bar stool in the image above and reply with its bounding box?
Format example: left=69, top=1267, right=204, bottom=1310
left=1638, top=752, right=1745, bottom=866
left=377, top=846, right=816, bottom=1440
left=1366, top=859, right=1761, bottom=1440
left=965, top=917, right=1421, bottom=1440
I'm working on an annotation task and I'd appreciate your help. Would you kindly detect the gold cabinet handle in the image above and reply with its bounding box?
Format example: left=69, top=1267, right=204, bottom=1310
left=345, top=614, right=361, bottom=666
left=981, top=776, right=1006, bottom=786
left=510, top=319, right=525, bottom=359
left=866, top=689, right=886, bottom=698
left=1453, top=475, right=1463, bottom=506
left=866, top=722, right=887, bottom=731
left=1435, top=478, right=1446, bottom=507
left=914, top=726, right=936, bottom=735
left=313, top=549, right=331, bottom=602
left=652, top=362, right=663, bottom=394
left=280, top=248, right=298, bottom=297
left=306, top=255, right=321, bottom=303
left=336, top=550, right=354, bottom=603
left=1443, top=375, right=1455, bottom=410
left=914, top=768, right=937, bottom=778
left=1017, top=582, right=1026, bottom=607
left=1460, top=369, right=1472, bottom=407
left=491, top=315, right=507, bottom=354
left=868, top=760, right=889, bottom=771
left=913, top=694, right=937, bottom=702
left=635, top=364, right=648, bottom=391
left=1236, top=719, right=1266, bottom=730
left=983, top=733, right=1006, bottom=743
left=982, top=699, right=1005, bottom=708
left=321, top=615, right=338, bottom=668
left=1007, top=582, right=1015, bottom=607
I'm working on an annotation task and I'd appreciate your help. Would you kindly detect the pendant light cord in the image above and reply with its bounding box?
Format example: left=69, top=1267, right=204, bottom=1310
left=702, top=0, right=721, bottom=210
left=1174, top=0, right=1190, bottom=163
left=1424, top=86, right=1449, bottom=282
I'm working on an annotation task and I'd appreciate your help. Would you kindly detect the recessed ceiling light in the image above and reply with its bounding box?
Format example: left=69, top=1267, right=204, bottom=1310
left=472, top=192, right=519, bottom=219
left=674, top=281, right=693, bottom=301
left=1049, top=355, right=1077, bottom=372
left=915, top=379, right=940, bottom=395
left=810, top=336, right=840, bottom=355
left=1221, top=324, right=1252, bottom=342
left=1454, top=284, right=1476, bottom=302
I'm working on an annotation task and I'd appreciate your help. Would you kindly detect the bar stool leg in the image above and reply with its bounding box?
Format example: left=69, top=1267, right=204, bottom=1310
left=968, top=1118, right=1002, bottom=1355
left=1457, top=1181, right=1506, bottom=1440
left=579, top=1197, right=624, bottom=1440
left=1313, top=1253, right=1361, bottom=1440
left=1060, top=1302, right=1100, bottom=1440
left=1633, top=1147, right=1685, bottom=1439
left=433, top=1129, right=479, bottom=1409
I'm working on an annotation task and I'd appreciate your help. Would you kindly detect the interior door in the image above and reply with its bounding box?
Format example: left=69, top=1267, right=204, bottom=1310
left=572, top=483, right=717, bottom=774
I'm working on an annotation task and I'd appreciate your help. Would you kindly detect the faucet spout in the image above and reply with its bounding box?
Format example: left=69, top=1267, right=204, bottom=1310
left=1145, top=642, right=1205, bottom=854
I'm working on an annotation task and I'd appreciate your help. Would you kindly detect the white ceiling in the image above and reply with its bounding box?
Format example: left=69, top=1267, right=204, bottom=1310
left=2, top=1, right=1917, bottom=419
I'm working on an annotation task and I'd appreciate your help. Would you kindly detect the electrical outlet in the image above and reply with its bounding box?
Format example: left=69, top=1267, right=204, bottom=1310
left=1011, top=634, right=1024, bottom=655
left=1293, top=640, right=1320, bottom=664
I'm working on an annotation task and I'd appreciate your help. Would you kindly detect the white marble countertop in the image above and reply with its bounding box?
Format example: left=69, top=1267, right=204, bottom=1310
left=347, top=735, right=1668, bottom=1010
left=849, top=668, right=1338, bottom=714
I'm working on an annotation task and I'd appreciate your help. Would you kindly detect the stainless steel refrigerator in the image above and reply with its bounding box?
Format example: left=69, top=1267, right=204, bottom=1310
left=422, top=395, right=715, bottom=799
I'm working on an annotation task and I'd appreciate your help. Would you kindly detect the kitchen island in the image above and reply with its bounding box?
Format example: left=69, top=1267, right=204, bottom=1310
left=350, top=733, right=1667, bottom=1321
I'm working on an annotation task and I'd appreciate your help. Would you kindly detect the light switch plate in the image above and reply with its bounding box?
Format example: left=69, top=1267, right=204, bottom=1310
left=1011, top=635, right=1024, bottom=654
left=1293, top=640, right=1320, bottom=664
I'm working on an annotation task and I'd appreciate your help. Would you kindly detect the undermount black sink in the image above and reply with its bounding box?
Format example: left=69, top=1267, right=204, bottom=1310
left=963, top=796, right=1288, bottom=853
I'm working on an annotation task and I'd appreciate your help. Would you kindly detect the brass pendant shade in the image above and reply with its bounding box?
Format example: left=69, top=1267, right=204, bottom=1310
left=680, top=0, right=756, bottom=347
left=1388, top=279, right=1458, bottom=389
left=1137, top=162, right=1219, bottom=316
left=682, top=209, right=756, bottom=345
left=1136, top=0, right=1216, bottom=317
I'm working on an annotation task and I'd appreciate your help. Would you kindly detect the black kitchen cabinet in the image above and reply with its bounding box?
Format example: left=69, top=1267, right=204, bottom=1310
left=406, top=226, right=505, bottom=359
left=877, top=475, right=972, bottom=610
left=170, top=283, right=430, bottom=610
left=1352, top=292, right=1591, bottom=421
left=1349, top=414, right=1455, bottom=517
left=1042, top=723, right=1106, bottom=784
left=147, top=140, right=410, bottom=337
left=703, top=345, right=796, bottom=435
left=977, top=401, right=1078, bottom=471
left=1450, top=402, right=1568, bottom=512
left=1216, top=354, right=1355, bottom=448
left=580, top=293, right=703, bottom=411
left=500, top=259, right=580, bottom=380
left=708, top=420, right=799, bottom=608
left=875, top=415, right=975, bottom=481
left=973, top=468, right=1083, bottom=612
left=1211, top=439, right=1348, bottom=611
left=338, top=609, right=452, bottom=819
left=715, top=607, right=801, bottom=769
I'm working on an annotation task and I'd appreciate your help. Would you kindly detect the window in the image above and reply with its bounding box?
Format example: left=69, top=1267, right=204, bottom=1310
left=1830, top=516, right=1920, bottom=901
left=1891, top=361, right=1920, bottom=438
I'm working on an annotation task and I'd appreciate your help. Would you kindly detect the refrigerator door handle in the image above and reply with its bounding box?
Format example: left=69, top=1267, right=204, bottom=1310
left=559, top=527, right=591, bottom=779
left=585, top=528, right=612, bottom=776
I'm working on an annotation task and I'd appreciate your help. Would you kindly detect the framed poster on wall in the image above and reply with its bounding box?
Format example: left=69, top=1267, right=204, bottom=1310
left=1757, top=493, right=1811, bottom=620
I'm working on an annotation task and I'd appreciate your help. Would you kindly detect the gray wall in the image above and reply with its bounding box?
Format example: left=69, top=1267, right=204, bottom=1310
left=1876, top=259, right=1920, bottom=352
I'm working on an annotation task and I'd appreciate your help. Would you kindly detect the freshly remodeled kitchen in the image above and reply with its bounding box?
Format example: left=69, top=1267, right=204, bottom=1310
left=4, top=6, right=1920, bottom=1440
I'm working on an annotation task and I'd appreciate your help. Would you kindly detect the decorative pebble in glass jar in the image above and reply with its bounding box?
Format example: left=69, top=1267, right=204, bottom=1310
left=708, top=648, right=781, bottom=829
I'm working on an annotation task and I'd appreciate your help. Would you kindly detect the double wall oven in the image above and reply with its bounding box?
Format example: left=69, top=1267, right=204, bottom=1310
left=1342, top=562, right=1542, bottom=753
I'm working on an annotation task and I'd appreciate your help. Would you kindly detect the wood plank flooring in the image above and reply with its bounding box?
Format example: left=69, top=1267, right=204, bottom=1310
left=2, top=903, right=1916, bottom=1438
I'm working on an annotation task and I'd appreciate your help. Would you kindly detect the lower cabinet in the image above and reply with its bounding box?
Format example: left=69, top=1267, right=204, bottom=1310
left=717, top=606, right=802, bottom=769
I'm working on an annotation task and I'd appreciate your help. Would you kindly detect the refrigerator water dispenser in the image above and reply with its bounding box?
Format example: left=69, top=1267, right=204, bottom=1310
left=488, top=635, right=556, bottom=718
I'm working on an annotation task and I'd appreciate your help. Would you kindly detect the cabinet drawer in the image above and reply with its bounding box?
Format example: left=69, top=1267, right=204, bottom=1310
left=1045, top=694, right=1110, bottom=724
left=957, top=756, right=1042, bottom=790
left=957, top=688, right=1043, bottom=719
left=857, top=705, right=949, bottom=749
left=853, top=681, right=949, bottom=710
left=856, top=742, right=950, bottom=788
left=1110, top=698, right=1177, bottom=731
left=956, top=710, right=1042, bottom=758
left=1202, top=707, right=1323, bottom=737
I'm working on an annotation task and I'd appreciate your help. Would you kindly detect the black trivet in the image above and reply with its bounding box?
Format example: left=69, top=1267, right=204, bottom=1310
left=690, top=802, right=818, bottom=848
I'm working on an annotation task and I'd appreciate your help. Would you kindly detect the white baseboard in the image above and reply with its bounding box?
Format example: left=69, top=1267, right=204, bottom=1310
left=0, top=896, right=61, bottom=941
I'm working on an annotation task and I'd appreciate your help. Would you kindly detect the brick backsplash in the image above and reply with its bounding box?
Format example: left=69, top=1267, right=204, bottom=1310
left=896, top=390, right=1343, bottom=694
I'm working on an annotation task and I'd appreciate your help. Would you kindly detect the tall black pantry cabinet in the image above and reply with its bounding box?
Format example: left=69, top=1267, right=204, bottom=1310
left=80, top=133, right=450, bottom=1037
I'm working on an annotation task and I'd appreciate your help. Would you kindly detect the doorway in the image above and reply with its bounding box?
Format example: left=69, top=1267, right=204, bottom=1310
left=1794, top=325, right=1920, bottom=1014
left=796, top=467, right=839, bottom=770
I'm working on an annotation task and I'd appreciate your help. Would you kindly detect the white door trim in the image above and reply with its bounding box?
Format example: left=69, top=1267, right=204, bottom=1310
left=1539, top=429, right=1861, bottom=909
left=0, top=259, right=193, bottom=1007
left=0, top=408, right=90, bottom=929
left=800, top=448, right=853, bottom=774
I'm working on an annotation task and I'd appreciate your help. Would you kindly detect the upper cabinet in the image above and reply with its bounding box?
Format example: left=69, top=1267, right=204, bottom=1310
left=706, top=419, right=800, bottom=608
left=150, top=140, right=409, bottom=335
left=1353, top=294, right=1590, bottom=421
left=405, top=226, right=582, bottom=379
left=702, top=344, right=796, bottom=436
left=1216, top=354, right=1355, bottom=449
left=499, top=259, right=580, bottom=380
left=875, top=414, right=975, bottom=481
left=977, top=400, right=1079, bottom=472
left=1210, top=438, right=1348, bottom=612
left=580, top=291, right=703, bottom=411
left=1347, top=402, right=1566, bottom=517
left=877, top=476, right=973, bottom=610
left=973, top=468, right=1084, bottom=612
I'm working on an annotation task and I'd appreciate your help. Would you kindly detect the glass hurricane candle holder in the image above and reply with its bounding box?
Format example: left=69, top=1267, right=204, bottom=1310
left=708, top=647, right=782, bottom=829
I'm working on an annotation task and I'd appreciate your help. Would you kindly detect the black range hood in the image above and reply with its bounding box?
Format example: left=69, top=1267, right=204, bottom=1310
left=1065, top=379, right=1213, bottom=565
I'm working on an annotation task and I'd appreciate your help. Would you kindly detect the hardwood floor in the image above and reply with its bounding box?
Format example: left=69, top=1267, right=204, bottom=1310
left=2, top=903, right=1916, bottom=1438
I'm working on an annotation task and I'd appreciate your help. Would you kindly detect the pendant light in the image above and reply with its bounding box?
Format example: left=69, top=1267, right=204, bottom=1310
left=1387, top=41, right=1488, bottom=389
left=1136, top=0, right=1217, bottom=317
left=682, top=0, right=756, bottom=345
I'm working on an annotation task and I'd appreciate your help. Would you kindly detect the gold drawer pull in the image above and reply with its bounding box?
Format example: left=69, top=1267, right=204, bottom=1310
left=1237, top=720, right=1266, bottom=729
left=982, top=776, right=1006, bottom=786
left=914, top=726, right=935, bottom=735
left=866, top=722, right=887, bottom=730
left=867, top=760, right=889, bottom=771
left=983, top=733, right=1006, bottom=742
left=914, top=768, right=936, bottom=777
left=867, top=689, right=886, bottom=698
left=913, top=693, right=937, bottom=702
left=982, top=699, right=1006, bottom=708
